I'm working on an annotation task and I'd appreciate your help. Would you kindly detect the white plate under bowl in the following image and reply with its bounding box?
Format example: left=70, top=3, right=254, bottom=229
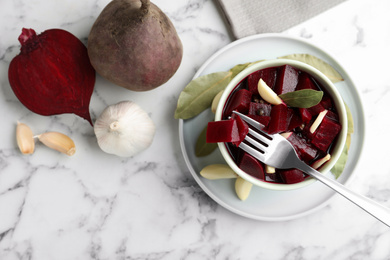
left=178, top=33, right=365, bottom=221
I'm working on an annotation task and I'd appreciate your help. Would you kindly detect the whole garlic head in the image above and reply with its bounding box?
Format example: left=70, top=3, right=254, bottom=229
left=94, top=101, right=156, bottom=157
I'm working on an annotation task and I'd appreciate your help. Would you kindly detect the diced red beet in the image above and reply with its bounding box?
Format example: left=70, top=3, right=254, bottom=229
left=224, top=89, right=252, bottom=116
left=273, top=65, right=299, bottom=95
left=285, top=132, right=318, bottom=163
left=248, top=115, right=271, bottom=128
left=320, top=96, right=333, bottom=110
left=278, top=169, right=305, bottom=184
left=232, top=115, right=249, bottom=147
left=206, top=119, right=240, bottom=143
left=326, top=110, right=339, bottom=121
left=308, top=103, right=326, bottom=116
left=311, top=116, right=341, bottom=152
left=238, top=153, right=265, bottom=180
left=288, top=109, right=303, bottom=131
left=248, top=102, right=272, bottom=116
left=247, top=68, right=278, bottom=95
left=267, top=104, right=289, bottom=134
left=299, top=108, right=312, bottom=123
left=296, top=72, right=317, bottom=90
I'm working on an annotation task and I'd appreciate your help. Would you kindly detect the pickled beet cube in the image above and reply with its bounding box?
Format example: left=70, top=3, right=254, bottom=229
left=248, top=102, right=272, bottom=116
left=238, top=153, right=265, bottom=180
left=274, top=65, right=299, bottom=95
left=248, top=115, right=271, bottom=128
left=247, top=68, right=278, bottom=95
left=299, top=108, right=312, bottom=123
left=288, top=109, right=303, bottom=131
left=267, top=104, right=289, bottom=134
left=232, top=115, right=249, bottom=147
left=278, top=169, right=305, bottom=184
left=311, top=116, right=341, bottom=152
left=285, top=132, right=318, bottom=163
left=206, top=119, right=240, bottom=143
left=224, top=89, right=252, bottom=116
left=308, top=103, right=325, bottom=116
left=296, top=72, right=317, bottom=90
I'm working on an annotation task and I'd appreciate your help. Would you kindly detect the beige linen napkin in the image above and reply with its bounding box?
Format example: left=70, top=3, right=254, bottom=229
left=217, top=0, right=346, bottom=39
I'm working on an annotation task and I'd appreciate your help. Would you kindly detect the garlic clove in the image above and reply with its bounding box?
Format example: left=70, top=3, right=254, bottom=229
left=94, top=101, right=156, bottom=157
left=200, top=164, right=237, bottom=180
left=235, top=177, right=253, bottom=201
left=37, top=132, right=76, bottom=156
left=16, top=122, right=35, bottom=154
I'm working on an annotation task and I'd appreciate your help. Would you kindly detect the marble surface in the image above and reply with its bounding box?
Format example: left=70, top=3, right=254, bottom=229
left=0, top=0, right=389, bottom=259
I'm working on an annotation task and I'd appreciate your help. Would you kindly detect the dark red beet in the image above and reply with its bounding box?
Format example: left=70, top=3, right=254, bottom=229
left=299, top=108, right=313, bottom=123
left=311, top=116, right=341, bottom=152
left=232, top=116, right=249, bottom=147
left=278, top=169, right=305, bottom=184
left=248, top=115, right=271, bottom=128
left=206, top=119, right=240, bottom=143
left=273, top=65, right=299, bottom=95
left=286, top=132, right=318, bottom=163
left=288, top=109, right=303, bottom=131
left=248, top=102, right=272, bottom=116
left=224, top=89, right=252, bottom=116
left=8, top=28, right=95, bottom=125
left=267, top=104, right=289, bottom=134
left=238, top=153, right=265, bottom=180
left=308, top=103, right=326, bottom=116
left=247, top=67, right=278, bottom=94
left=296, top=72, right=316, bottom=90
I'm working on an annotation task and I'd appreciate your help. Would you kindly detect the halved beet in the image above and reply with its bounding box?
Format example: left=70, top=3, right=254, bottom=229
left=238, top=153, right=265, bottom=180
left=278, top=169, right=305, bottom=184
left=273, top=65, right=299, bottom=95
left=206, top=119, right=240, bottom=143
left=8, top=28, right=95, bottom=125
left=311, top=116, right=341, bottom=152
left=248, top=102, right=272, bottom=116
left=267, top=104, right=289, bottom=134
left=224, top=89, right=252, bottom=116
left=247, top=67, right=278, bottom=95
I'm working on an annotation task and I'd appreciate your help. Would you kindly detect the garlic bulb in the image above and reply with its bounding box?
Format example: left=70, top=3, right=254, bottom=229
left=94, top=101, right=156, bottom=157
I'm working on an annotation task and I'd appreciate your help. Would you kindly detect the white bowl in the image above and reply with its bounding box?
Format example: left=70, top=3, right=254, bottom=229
left=215, top=59, right=348, bottom=191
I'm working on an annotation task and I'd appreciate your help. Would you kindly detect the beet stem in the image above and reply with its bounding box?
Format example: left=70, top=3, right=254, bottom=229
left=140, top=0, right=150, bottom=14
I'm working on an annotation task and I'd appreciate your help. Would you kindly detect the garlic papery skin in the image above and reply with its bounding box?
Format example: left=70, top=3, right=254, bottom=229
left=94, top=101, right=156, bottom=157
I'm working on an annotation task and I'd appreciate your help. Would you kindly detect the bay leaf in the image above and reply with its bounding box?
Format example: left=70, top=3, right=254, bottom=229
left=195, top=125, right=218, bottom=157
left=174, top=71, right=232, bottom=119
left=278, top=89, right=323, bottom=108
left=331, top=102, right=354, bottom=178
left=331, top=139, right=349, bottom=179
left=229, top=60, right=264, bottom=78
left=278, top=54, right=344, bottom=83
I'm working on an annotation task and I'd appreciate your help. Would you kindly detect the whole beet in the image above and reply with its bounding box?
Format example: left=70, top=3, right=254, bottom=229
left=88, top=0, right=183, bottom=91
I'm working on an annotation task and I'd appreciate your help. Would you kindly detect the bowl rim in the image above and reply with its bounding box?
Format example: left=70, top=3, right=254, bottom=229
left=215, top=59, right=348, bottom=191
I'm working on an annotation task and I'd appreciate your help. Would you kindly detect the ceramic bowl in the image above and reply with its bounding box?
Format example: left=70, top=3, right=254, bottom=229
left=215, top=59, right=348, bottom=191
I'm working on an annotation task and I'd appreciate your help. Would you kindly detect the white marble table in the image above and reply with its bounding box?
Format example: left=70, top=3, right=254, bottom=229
left=1, top=0, right=390, bottom=259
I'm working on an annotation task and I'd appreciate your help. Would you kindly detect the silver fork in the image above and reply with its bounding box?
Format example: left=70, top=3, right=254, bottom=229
left=233, top=111, right=390, bottom=227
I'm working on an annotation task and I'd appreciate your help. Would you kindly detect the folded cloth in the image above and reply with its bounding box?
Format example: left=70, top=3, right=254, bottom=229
left=217, top=0, right=346, bottom=39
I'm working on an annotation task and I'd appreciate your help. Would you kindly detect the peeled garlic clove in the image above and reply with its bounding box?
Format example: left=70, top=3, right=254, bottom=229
left=37, top=132, right=76, bottom=156
left=235, top=177, right=252, bottom=201
left=200, top=164, right=237, bottom=180
left=94, top=101, right=155, bottom=157
left=16, top=122, right=35, bottom=154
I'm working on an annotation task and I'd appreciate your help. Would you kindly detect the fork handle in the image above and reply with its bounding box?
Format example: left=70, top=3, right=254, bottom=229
left=296, top=161, right=390, bottom=227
